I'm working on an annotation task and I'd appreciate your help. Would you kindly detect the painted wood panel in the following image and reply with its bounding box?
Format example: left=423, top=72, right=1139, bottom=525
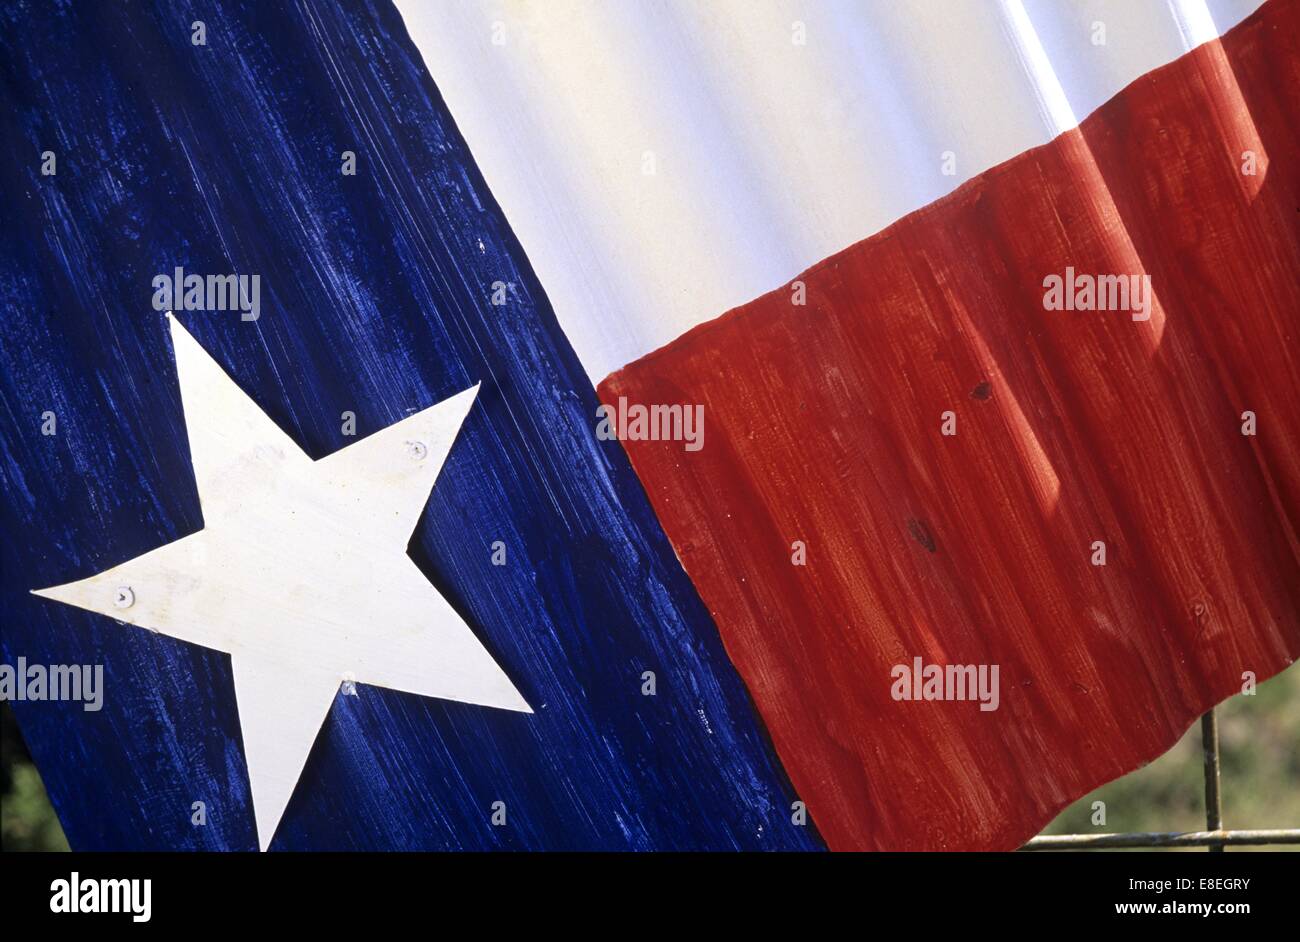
left=0, top=0, right=819, bottom=850
left=600, top=0, right=1300, bottom=850
left=397, top=0, right=1265, bottom=381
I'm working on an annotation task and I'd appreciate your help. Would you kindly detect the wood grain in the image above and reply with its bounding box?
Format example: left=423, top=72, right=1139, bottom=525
left=601, top=0, right=1300, bottom=850
left=0, top=0, right=820, bottom=850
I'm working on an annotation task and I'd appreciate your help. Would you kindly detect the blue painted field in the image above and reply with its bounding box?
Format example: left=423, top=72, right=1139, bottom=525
left=0, top=0, right=821, bottom=850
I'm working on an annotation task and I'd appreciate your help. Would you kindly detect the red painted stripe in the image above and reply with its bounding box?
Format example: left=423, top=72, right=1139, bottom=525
left=599, top=0, right=1300, bottom=851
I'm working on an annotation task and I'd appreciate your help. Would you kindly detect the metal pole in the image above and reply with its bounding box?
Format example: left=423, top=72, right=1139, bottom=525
left=1025, top=705, right=1300, bottom=850
left=1022, top=828, right=1300, bottom=850
left=1201, top=709, right=1224, bottom=852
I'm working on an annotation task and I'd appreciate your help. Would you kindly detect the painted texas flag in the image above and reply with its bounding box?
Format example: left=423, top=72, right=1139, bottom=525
left=1, top=0, right=1296, bottom=851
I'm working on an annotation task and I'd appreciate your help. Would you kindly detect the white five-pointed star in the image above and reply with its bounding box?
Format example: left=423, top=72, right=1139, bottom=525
left=33, top=314, right=531, bottom=850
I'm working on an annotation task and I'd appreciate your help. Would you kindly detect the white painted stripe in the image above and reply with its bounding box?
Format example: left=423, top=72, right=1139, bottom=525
left=1000, top=0, right=1079, bottom=135
left=394, top=0, right=1263, bottom=382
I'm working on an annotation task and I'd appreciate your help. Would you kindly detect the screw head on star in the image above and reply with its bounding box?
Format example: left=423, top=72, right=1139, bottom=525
left=33, top=312, right=531, bottom=850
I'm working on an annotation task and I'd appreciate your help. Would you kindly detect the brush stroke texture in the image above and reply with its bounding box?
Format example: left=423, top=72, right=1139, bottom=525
left=0, top=0, right=820, bottom=850
left=600, top=0, right=1300, bottom=851
left=397, top=0, right=1266, bottom=382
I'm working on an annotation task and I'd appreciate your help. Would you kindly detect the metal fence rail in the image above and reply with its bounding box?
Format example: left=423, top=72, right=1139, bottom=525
left=1021, top=707, right=1299, bottom=851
